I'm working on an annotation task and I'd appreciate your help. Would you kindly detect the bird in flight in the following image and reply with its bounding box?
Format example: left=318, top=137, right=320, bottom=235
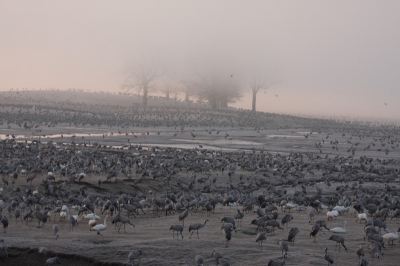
left=385, top=103, right=387, bottom=105
left=275, top=94, right=279, bottom=97
left=230, top=74, right=233, bottom=77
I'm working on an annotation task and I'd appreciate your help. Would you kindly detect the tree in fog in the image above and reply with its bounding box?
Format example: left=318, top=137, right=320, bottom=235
left=180, top=78, right=198, bottom=102
left=190, top=71, right=243, bottom=109
left=247, top=71, right=279, bottom=112
left=121, top=54, right=163, bottom=108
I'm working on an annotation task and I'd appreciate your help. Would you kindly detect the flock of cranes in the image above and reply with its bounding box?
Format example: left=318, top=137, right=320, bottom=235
left=0, top=90, right=399, bottom=265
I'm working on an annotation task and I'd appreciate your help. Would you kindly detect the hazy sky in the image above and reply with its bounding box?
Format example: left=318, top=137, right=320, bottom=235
left=1, top=1, right=400, bottom=121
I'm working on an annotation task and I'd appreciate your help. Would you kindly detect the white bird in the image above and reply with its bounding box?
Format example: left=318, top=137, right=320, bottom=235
left=72, top=215, right=83, bottom=225
left=59, top=211, right=67, bottom=221
left=356, top=213, right=368, bottom=223
left=382, top=230, right=399, bottom=245
left=88, top=216, right=97, bottom=230
left=329, top=221, right=347, bottom=234
left=326, top=210, right=339, bottom=221
left=92, top=215, right=109, bottom=234
left=83, top=213, right=101, bottom=220
left=32, top=187, right=39, bottom=196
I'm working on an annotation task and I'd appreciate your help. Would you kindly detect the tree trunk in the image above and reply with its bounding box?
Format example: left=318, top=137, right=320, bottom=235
left=219, top=99, right=228, bottom=108
left=252, top=89, right=258, bottom=112
left=165, top=88, right=170, bottom=99
left=209, top=97, right=217, bottom=109
left=185, top=90, right=189, bottom=102
left=142, top=85, right=148, bottom=108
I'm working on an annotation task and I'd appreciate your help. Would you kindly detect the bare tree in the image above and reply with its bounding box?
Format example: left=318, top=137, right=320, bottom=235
left=248, top=73, right=278, bottom=112
left=121, top=54, right=163, bottom=108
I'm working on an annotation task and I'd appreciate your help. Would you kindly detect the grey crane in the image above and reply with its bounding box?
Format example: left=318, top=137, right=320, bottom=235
left=359, top=258, right=369, bottom=266
left=328, top=234, right=348, bottom=252
left=287, top=227, right=299, bottom=246
left=366, top=233, right=385, bottom=248
left=117, top=216, right=134, bottom=233
left=189, top=219, right=208, bottom=239
left=53, top=224, right=59, bottom=240
left=373, top=220, right=389, bottom=234
left=128, top=250, right=142, bottom=265
left=0, top=215, right=8, bottom=233
left=309, top=208, right=317, bottom=224
left=46, top=257, right=61, bottom=265
left=195, top=254, right=204, bottom=266
left=251, top=216, right=269, bottom=231
left=267, top=256, right=286, bottom=266
left=0, top=239, right=7, bottom=257
left=255, top=207, right=265, bottom=217
left=221, top=217, right=236, bottom=228
left=315, top=220, right=329, bottom=233
left=221, top=222, right=236, bottom=233
left=324, top=248, right=334, bottom=265
left=367, top=242, right=382, bottom=258
left=211, top=250, right=224, bottom=264
left=277, top=238, right=289, bottom=258
left=356, top=245, right=365, bottom=262
left=222, top=227, right=233, bottom=247
left=170, top=224, right=184, bottom=239
left=179, top=207, right=189, bottom=225
left=310, top=223, right=320, bottom=242
left=256, top=232, right=267, bottom=249
left=217, top=258, right=230, bottom=266
left=234, top=209, right=244, bottom=226
left=265, top=220, right=284, bottom=235
left=281, top=214, right=293, bottom=229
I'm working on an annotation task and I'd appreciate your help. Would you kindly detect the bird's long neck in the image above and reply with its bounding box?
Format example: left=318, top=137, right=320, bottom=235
left=104, top=217, right=107, bottom=226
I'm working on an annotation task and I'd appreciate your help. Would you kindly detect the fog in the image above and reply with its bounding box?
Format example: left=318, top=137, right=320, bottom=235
left=1, top=1, right=399, bottom=121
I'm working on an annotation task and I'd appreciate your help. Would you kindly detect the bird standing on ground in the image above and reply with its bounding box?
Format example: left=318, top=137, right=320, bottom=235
left=287, top=227, right=299, bottom=245
left=53, top=224, right=59, bottom=240
left=170, top=224, right=184, bottom=239
left=195, top=254, right=204, bottom=266
left=256, top=232, right=267, bottom=249
left=277, top=239, right=289, bottom=258
left=179, top=207, right=189, bottom=226
left=189, top=219, right=208, bottom=239
left=92, top=215, right=109, bottom=235
left=0, top=239, right=8, bottom=257
left=128, top=250, right=142, bottom=265
left=222, top=226, right=233, bottom=247
left=328, top=234, right=348, bottom=252
left=310, top=223, right=320, bottom=242
left=356, top=245, right=365, bottom=262
left=324, top=248, right=334, bottom=265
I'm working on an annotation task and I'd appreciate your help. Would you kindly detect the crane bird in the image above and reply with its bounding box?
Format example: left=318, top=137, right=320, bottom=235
left=189, top=219, right=208, bottom=239
left=92, top=215, right=110, bottom=235
left=329, top=221, right=347, bottom=234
